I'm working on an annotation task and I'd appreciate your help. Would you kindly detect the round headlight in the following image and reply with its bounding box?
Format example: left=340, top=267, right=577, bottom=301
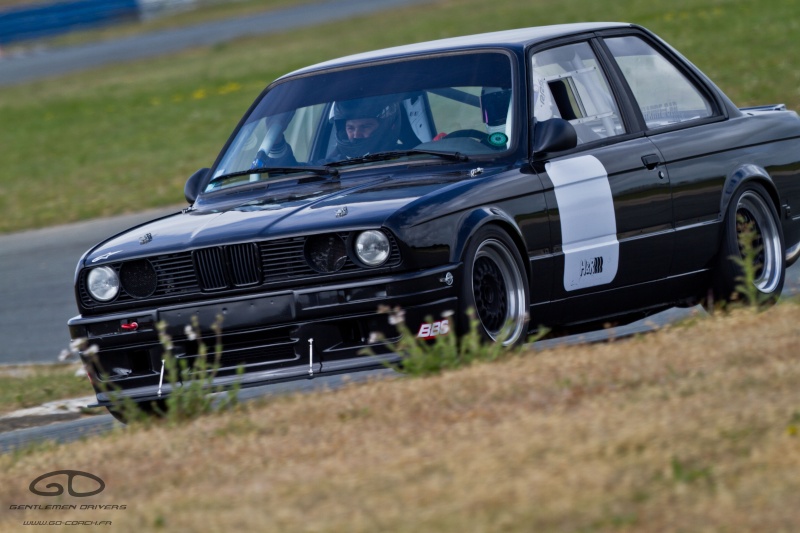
left=355, top=230, right=391, bottom=267
left=87, top=266, right=120, bottom=302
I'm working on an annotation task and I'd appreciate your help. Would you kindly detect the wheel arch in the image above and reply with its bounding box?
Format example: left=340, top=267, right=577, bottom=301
left=720, top=163, right=781, bottom=220
left=453, top=207, right=531, bottom=283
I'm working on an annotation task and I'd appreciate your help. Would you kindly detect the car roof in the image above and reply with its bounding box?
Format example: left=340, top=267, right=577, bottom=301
left=282, top=22, right=633, bottom=78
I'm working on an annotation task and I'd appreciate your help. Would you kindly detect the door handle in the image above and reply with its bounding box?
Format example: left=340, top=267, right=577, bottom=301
left=641, top=154, right=660, bottom=170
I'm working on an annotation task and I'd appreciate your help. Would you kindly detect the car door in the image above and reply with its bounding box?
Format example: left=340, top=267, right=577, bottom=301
left=529, top=39, right=674, bottom=323
left=599, top=32, right=726, bottom=277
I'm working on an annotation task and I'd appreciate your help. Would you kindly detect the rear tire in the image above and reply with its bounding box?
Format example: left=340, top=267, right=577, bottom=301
left=461, top=226, right=530, bottom=346
left=714, top=182, right=785, bottom=303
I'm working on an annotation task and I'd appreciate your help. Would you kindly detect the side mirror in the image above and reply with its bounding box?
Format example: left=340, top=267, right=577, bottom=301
left=184, top=168, right=210, bottom=204
left=531, top=118, right=577, bottom=155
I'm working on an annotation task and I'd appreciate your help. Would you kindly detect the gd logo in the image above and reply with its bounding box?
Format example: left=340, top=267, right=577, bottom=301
left=29, top=470, right=105, bottom=497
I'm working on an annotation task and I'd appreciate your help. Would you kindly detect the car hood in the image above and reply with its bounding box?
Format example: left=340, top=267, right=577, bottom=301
left=83, top=171, right=467, bottom=265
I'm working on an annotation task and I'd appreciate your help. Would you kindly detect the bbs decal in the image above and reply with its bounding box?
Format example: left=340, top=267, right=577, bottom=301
left=417, top=319, right=450, bottom=339
left=545, top=155, right=619, bottom=291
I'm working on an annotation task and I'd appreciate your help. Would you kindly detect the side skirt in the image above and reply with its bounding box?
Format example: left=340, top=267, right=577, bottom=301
left=530, top=268, right=710, bottom=331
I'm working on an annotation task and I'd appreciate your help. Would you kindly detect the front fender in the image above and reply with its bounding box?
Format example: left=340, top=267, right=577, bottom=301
left=451, top=206, right=530, bottom=281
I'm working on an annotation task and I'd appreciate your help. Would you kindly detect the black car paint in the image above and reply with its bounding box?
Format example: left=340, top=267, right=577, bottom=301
left=68, top=23, right=800, bottom=409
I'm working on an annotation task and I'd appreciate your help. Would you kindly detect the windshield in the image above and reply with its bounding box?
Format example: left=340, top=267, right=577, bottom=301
left=208, top=51, right=515, bottom=193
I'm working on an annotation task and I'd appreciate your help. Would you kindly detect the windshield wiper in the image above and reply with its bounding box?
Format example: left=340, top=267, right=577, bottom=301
left=208, top=165, right=338, bottom=186
left=328, top=149, right=469, bottom=166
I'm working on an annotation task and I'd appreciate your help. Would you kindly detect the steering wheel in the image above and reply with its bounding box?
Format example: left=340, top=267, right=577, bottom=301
left=442, top=128, right=508, bottom=149
left=444, top=129, right=489, bottom=141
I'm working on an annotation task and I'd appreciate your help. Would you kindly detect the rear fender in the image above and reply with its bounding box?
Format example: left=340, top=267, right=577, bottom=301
left=720, top=163, right=781, bottom=219
left=719, top=163, right=799, bottom=265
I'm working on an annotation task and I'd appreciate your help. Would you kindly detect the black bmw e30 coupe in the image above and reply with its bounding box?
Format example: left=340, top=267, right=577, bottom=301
left=68, top=23, right=800, bottom=416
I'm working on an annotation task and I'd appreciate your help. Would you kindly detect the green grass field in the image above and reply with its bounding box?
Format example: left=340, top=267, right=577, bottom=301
left=0, top=364, right=92, bottom=414
left=0, top=0, right=798, bottom=233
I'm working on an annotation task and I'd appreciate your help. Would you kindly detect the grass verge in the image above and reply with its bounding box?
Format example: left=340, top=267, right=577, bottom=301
left=1, top=0, right=799, bottom=233
left=2, top=300, right=800, bottom=531
left=0, top=364, right=94, bottom=415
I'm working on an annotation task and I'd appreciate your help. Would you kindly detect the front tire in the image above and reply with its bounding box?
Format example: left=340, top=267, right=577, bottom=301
left=461, top=226, right=530, bottom=346
left=714, top=182, right=785, bottom=303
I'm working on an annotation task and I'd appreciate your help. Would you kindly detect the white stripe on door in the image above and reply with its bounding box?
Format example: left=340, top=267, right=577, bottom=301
left=546, top=155, right=619, bottom=291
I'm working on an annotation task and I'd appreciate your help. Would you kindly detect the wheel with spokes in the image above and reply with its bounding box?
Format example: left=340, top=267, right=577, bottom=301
left=461, top=226, right=529, bottom=346
left=714, top=182, right=785, bottom=304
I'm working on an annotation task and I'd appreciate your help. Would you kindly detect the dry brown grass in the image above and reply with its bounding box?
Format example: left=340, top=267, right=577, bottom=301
left=2, top=302, right=800, bottom=532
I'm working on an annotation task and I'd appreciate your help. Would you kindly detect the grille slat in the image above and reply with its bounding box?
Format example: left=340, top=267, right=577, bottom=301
left=261, top=238, right=314, bottom=282
left=229, top=243, right=261, bottom=286
left=195, top=247, right=228, bottom=290
left=154, top=252, right=201, bottom=295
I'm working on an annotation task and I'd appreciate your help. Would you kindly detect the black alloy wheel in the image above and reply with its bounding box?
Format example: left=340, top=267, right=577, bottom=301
left=461, top=226, right=530, bottom=346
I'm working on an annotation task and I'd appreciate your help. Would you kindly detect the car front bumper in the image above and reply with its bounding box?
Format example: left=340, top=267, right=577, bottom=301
left=68, top=264, right=460, bottom=406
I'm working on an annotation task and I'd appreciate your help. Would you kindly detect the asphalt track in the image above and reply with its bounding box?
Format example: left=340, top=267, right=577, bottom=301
left=0, top=206, right=182, bottom=364
left=0, top=0, right=433, bottom=86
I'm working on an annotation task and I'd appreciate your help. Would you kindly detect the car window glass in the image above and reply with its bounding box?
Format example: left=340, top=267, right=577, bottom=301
left=210, top=52, right=515, bottom=187
left=283, top=103, right=328, bottom=162
left=428, top=87, right=483, bottom=133
left=604, top=36, right=713, bottom=129
left=532, top=42, right=625, bottom=145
